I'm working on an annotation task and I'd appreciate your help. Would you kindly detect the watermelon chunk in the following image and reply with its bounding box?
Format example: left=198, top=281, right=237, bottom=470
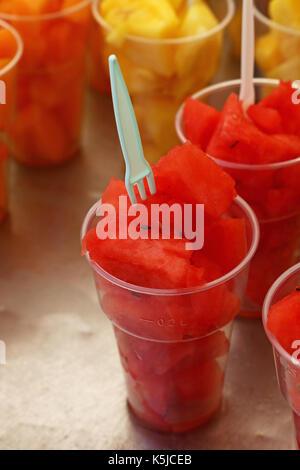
left=267, top=289, right=300, bottom=356
left=257, top=81, right=300, bottom=137
left=202, top=217, right=248, bottom=274
left=155, top=142, right=236, bottom=218
left=183, top=97, right=220, bottom=150
left=83, top=228, right=204, bottom=289
left=247, top=104, right=283, bottom=134
left=206, top=93, right=299, bottom=164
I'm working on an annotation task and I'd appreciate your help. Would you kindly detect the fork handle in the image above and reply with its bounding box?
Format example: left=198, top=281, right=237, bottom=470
left=109, top=55, right=150, bottom=179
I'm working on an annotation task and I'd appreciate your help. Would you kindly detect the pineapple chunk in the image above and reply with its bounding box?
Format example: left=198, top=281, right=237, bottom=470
left=167, top=0, right=185, bottom=11
left=178, top=0, right=218, bottom=37
left=100, top=0, right=179, bottom=45
left=255, top=32, right=282, bottom=72
left=269, top=0, right=300, bottom=29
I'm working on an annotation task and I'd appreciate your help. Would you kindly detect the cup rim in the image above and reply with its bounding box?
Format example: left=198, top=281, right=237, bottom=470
left=262, top=262, right=300, bottom=369
left=0, top=19, right=23, bottom=77
left=175, top=77, right=300, bottom=171
left=92, top=0, right=235, bottom=45
left=81, top=195, right=260, bottom=296
left=0, top=0, right=92, bottom=22
left=254, top=0, right=300, bottom=37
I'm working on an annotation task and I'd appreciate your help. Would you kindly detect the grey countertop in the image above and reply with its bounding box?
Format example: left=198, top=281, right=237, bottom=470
left=0, top=79, right=296, bottom=450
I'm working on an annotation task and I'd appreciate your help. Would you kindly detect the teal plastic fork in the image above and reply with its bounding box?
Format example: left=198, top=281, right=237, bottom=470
left=109, top=55, right=156, bottom=204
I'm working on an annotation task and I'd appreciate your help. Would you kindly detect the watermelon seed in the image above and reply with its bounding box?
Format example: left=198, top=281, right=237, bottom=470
left=229, top=140, right=239, bottom=149
left=131, top=292, right=142, bottom=298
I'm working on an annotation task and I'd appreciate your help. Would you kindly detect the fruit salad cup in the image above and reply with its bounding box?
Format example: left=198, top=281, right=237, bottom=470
left=255, top=0, right=300, bottom=81
left=0, top=1, right=91, bottom=167
left=0, top=19, right=22, bottom=222
left=90, top=0, right=235, bottom=163
left=81, top=197, right=259, bottom=433
left=263, top=263, right=300, bottom=450
left=176, top=78, right=300, bottom=318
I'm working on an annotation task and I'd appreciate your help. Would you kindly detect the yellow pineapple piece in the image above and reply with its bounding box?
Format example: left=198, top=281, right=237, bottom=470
left=269, top=0, right=300, bottom=29
left=178, top=0, right=219, bottom=37
left=175, top=0, right=221, bottom=79
left=100, top=0, right=179, bottom=46
left=255, top=32, right=282, bottom=73
left=267, top=56, right=300, bottom=81
left=167, top=0, right=185, bottom=11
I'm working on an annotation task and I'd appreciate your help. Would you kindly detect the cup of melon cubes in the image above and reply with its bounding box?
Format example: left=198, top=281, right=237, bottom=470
left=90, top=0, right=235, bottom=163
left=0, top=0, right=91, bottom=167
left=255, top=0, right=300, bottom=82
left=263, top=263, right=300, bottom=449
left=81, top=143, right=259, bottom=433
left=0, top=19, right=22, bottom=222
left=176, top=78, right=300, bottom=318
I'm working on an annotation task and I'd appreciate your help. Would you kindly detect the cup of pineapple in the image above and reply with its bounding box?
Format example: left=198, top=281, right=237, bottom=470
left=90, top=0, right=235, bottom=163
left=255, top=0, right=300, bottom=81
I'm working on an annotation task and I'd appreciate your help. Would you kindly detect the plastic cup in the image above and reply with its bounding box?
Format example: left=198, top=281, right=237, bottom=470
left=263, top=263, right=300, bottom=450
left=81, top=196, right=259, bottom=433
left=175, top=78, right=300, bottom=318
left=0, top=19, right=23, bottom=222
left=0, top=1, right=91, bottom=167
left=254, top=0, right=300, bottom=81
left=90, top=0, right=235, bottom=163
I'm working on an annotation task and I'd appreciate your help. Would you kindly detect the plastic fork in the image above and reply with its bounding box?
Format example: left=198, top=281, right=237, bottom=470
left=109, top=55, right=156, bottom=205
left=239, top=0, right=255, bottom=112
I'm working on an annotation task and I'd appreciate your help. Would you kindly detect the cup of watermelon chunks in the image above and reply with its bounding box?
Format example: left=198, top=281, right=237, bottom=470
left=81, top=143, right=259, bottom=433
left=263, top=263, right=300, bottom=450
left=0, top=0, right=91, bottom=167
left=176, top=78, right=300, bottom=318
left=0, top=19, right=23, bottom=222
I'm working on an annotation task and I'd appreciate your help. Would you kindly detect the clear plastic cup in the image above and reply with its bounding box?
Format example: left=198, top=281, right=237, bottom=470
left=175, top=78, right=300, bottom=318
left=254, top=0, right=300, bottom=81
left=0, top=1, right=91, bottom=167
left=263, top=263, right=300, bottom=450
left=90, top=0, right=235, bottom=163
left=81, top=196, right=259, bottom=433
left=0, top=19, right=23, bottom=222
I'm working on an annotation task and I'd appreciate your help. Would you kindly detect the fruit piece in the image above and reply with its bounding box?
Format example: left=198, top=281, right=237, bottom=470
left=269, top=0, right=300, bottom=29
left=256, top=32, right=282, bottom=74
left=173, top=359, right=224, bottom=403
left=0, top=28, right=18, bottom=59
left=247, top=104, right=283, bottom=134
left=183, top=97, right=220, bottom=149
left=178, top=0, right=218, bottom=37
left=100, top=0, right=179, bottom=45
left=207, top=92, right=300, bottom=164
left=257, top=81, right=300, bottom=137
left=202, top=218, right=248, bottom=274
left=267, top=289, right=300, bottom=355
left=155, top=143, right=236, bottom=218
left=83, top=228, right=204, bottom=289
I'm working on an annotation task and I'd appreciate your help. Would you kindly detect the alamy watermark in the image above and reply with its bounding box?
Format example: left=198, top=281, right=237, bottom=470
left=292, top=80, right=300, bottom=104
left=292, top=340, right=300, bottom=364
left=0, top=80, right=6, bottom=104
left=96, top=196, right=204, bottom=250
left=0, top=340, right=6, bottom=365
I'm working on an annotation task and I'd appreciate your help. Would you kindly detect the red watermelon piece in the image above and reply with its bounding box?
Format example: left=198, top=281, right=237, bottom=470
left=257, top=81, right=300, bottom=137
left=267, top=289, right=300, bottom=356
left=206, top=93, right=298, bottom=165
left=83, top=228, right=204, bottom=289
left=247, top=104, right=283, bottom=134
left=155, top=142, right=236, bottom=219
left=183, top=97, right=220, bottom=150
left=202, top=217, right=248, bottom=274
